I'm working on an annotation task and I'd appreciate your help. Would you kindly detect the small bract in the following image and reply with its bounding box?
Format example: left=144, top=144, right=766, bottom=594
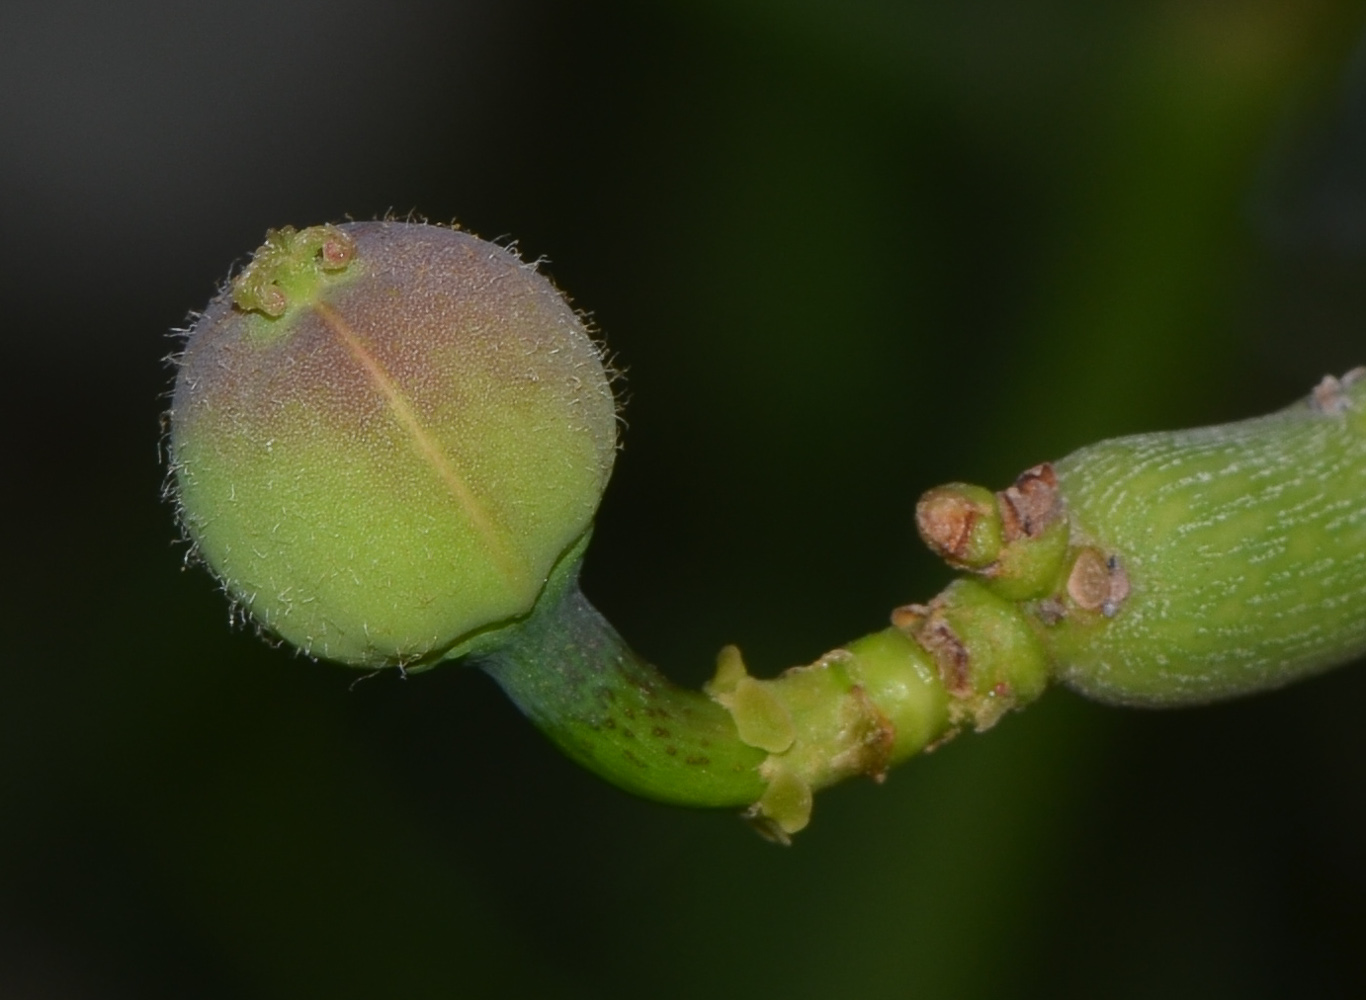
left=169, top=222, right=617, bottom=668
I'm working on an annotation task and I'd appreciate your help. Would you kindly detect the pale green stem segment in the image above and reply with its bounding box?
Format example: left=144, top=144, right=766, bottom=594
left=478, top=561, right=769, bottom=810
left=487, top=370, right=1366, bottom=840
left=482, top=561, right=1049, bottom=841
left=1045, top=368, right=1366, bottom=705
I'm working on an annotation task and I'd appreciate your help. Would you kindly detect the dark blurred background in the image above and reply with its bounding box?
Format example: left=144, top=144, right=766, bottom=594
left=6, top=1, right=1366, bottom=996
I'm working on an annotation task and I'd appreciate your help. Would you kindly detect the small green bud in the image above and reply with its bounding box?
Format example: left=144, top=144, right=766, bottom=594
left=916, top=483, right=1003, bottom=569
left=169, top=222, right=617, bottom=668
left=916, top=467, right=1072, bottom=600
left=980, top=464, right=1071, bottom=601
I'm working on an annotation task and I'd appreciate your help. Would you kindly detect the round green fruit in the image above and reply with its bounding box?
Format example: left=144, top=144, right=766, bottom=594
left=169, top=222, right=617, bottom=668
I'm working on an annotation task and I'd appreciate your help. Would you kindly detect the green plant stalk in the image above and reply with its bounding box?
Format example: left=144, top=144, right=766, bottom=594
left=480, top=563, right=975, bottom=841
left=169, top=225, right=1366, bottom=841
left=481, top=531, right=1055, bottom=838
left=483, top=370, right=1366, bottom=839
left=478, top=560, right=769, bottom=810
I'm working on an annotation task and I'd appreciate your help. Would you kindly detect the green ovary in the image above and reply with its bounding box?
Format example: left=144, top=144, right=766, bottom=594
left=172, top=222, right=620, bottom=669
left=176, top=388, right=606, bottom=667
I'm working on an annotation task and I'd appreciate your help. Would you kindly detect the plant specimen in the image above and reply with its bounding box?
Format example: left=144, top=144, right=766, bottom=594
left=168, top=221, right=1366, bottom=841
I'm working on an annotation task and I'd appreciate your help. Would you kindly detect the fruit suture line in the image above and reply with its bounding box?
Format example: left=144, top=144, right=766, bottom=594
left=312, top=299, right=526, bottom=590
left=168, top=222, right=1366, bottom=841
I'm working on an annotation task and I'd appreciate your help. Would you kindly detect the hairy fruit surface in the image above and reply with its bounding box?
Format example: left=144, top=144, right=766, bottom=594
left=169, top=222, right=617, bottom=668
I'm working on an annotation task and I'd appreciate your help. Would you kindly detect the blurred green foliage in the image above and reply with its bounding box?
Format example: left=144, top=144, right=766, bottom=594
left=5, top=0, right=1366, bottom=996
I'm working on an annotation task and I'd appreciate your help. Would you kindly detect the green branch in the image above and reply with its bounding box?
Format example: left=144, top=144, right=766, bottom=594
left=168, top=221, right=1366, bottom=840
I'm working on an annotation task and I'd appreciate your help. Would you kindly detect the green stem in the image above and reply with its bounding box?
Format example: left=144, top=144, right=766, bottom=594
left=478, top=568, right=768, bottom=810
left=480, top=558, right=1048, bottom=841
left=1046, top=368, right=1366, bottom=705
left=482, top=370, right=1366, bottom=840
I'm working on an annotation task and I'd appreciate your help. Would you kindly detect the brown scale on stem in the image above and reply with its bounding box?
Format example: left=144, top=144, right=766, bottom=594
left=1066, top=548, right=1131, bottom=617
left=997, top=463, right=1061, bottom=541
left=828, top=684, right=897, bottom=783
left=889, top=600, right=977, bottom=726
left=911, top=614, right=973, bottom=699
left=1310, top=367, right=1366, bottom=415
